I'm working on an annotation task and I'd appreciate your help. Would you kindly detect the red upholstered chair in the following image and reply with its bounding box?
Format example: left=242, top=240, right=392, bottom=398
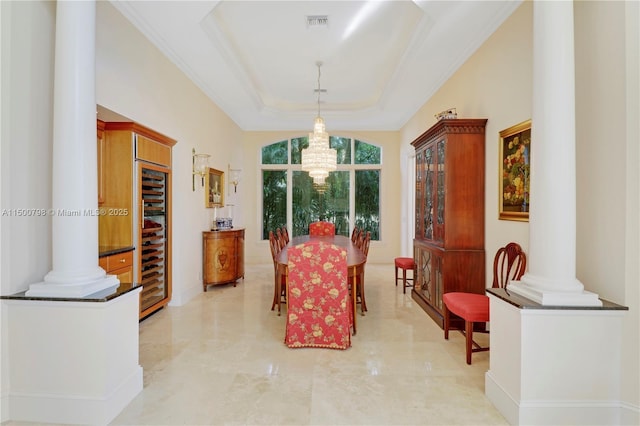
left=285, top=240, right=351, bottom=349
left=442, top=242, right=526, bottom=364
left=394, top=257, right=415, bottom=294
left=309, top=221, right=335, bottom=236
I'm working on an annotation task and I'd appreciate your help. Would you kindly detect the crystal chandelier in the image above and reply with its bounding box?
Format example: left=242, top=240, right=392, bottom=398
left=301, top=61, right=337, bottom=185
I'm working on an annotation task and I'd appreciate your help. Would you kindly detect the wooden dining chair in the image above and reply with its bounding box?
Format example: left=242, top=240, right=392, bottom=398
left=269, top=231, right=287, bottom=315
left=350, top=226, right=359, bottom=243
left=309, top=221, right=335, bottom=236
left=355, top=231, right=371, bottom=315
left=442, top=242, right=526, bottom=364
left=284, top=240, right=351, bottom=349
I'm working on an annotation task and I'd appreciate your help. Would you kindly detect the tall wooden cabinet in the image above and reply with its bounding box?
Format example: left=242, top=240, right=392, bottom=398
left=98, top=121, right=176, bottom=319
left=411, top=119, right=487, bottom=329
left=202, top=229, right=245, bottom=291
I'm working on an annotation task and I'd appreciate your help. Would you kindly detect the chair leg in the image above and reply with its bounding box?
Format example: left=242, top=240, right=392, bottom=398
left=443, top=305, right=450, bottom=340
left=395, top=266, right=399, bottom=286
left=271, top=269, right=278, bottom=311
left=465, top=320, right=474, bottom=365
left=402, top=268, right=408, bottom=294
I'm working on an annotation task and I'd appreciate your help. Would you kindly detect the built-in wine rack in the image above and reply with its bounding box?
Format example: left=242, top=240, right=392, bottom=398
left=140, top=166, right=168, bottom=314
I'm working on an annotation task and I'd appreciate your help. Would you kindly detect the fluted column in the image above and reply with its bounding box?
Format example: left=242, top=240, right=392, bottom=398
left=27, top=0, right=118, bottom=297
left=508, top=1, right=600, bottom=306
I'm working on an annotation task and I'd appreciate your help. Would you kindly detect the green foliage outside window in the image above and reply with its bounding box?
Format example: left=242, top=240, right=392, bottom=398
left=355, top=139, right=381, bottom=164
left=262, top=137, right=380, bottom=240
left=262, top=170, right=287, bottom=239
left=355, top=170, right=380, bottom=240
left=262, top=140, right=288, bottom=164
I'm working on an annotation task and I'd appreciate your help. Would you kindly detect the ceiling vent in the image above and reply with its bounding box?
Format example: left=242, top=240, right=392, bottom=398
left=306, top=15, right=329, bottom=28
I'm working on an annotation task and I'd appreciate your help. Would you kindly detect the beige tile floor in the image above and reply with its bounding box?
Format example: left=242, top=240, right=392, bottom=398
left=110, top=263, right=507, bottom=426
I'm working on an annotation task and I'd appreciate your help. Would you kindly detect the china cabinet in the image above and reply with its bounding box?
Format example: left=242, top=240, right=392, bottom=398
left=411, top=118, right=487, bottom=328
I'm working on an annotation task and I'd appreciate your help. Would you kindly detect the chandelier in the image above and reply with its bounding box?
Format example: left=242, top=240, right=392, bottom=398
left=301, top=61, right=337, bottom=185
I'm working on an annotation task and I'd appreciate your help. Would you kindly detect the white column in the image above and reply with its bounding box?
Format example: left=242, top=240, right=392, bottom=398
left=509, top=1, right=600, bottom=306
left=27, top=1, right=118, bottom=297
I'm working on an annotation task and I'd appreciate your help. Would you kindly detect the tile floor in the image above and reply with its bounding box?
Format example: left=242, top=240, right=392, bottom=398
left=110, top=263, right=507, bottom=425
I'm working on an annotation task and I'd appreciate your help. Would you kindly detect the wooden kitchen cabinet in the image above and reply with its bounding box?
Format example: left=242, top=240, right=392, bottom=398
left=99, top=249, right=134, bottom=284
left=202, top=229, right=245, bottom=291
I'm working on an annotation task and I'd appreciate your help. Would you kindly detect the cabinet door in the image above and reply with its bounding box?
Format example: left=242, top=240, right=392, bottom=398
left=433, top=139, right=446, bottom=243
left=235, top=233, right=244, bottom=279
left=424, top=145, right=435, bottom=241
left=415, top=246, right=444, bottom=314
left=113, top=267, right=133, bottom=284
left=204, top=236, right=237, bottom=284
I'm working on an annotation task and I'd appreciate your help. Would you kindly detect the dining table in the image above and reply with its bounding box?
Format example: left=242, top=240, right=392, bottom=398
left=276, top=234, right=367, bottom=335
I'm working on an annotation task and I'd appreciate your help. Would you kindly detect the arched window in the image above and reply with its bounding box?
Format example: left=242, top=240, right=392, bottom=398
left=261, top=136, right=381, bottom=240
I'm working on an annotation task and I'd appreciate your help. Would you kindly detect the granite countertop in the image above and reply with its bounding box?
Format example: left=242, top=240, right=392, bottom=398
left=99, top=245, right=135, bottom=257
left=487, top=288, right=628, bottom=311
left=0, top=282, right=141, bottom=303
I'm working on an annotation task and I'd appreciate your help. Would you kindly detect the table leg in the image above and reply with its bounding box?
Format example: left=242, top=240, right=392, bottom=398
left=352, top=266, right=357, bottom=335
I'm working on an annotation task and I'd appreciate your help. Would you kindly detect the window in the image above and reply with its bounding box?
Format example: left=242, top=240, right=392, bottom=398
left=262, top=137, right=381, bottom=240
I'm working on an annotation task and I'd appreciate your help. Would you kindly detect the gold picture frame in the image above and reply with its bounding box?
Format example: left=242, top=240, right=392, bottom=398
left=499, top=119, right=531, bottom=221
left=205, top=167, right=224, bottom=208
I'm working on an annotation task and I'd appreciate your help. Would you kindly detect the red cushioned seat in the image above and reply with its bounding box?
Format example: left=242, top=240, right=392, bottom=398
left=394, top=257, right=414, bottom=269
left=394, top=257, right=415, bottom=294
left=442, top=293, right=489, bottom=323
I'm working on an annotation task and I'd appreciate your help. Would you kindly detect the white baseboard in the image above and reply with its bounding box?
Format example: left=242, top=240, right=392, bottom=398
left=8, top=365, right=142, bottom=425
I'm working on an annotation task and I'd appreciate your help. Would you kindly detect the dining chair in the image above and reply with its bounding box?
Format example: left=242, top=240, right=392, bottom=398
left=276, top=228, right=286, bottom=249
left=394, top=257, right=415, bottom=294
left=350, top=226, right=359, bottom=243
left=269, top=230, right=287, bottom=315
left=309, top=221, right=336, bottom=236
left=442, top=242, right=526, bottom=364
left=281, top=227, right=290, bottom=245
left=355, top=231, right=371, bottom=315
left=284, top=240, right=351, bottom=349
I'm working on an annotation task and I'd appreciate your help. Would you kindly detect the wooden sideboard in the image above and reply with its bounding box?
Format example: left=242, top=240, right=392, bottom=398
left=202, top=229, right=245, bottom=291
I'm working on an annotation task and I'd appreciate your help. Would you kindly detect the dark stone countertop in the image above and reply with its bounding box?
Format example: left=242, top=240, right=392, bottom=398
left=99, top=245, right=135, bottom=257
left=0, top=282, right=141, bottom=303
left=487, top=288, right=628, bottom=311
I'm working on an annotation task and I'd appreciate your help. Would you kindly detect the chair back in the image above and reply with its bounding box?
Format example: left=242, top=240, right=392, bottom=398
left=268, top=231, right=280, bottom=265
left=309, top=221, right=336, bottom=236
left=281, top=227, right=290, bottom=244
left=275, top=228, right=286, bottom=249
left=492, top=242, right=526, bottom=289
left=361, top=231, right=371, bottom=257
left=351, top=226, right=359, bottom=243
left=285, top=240, right=351, bottom=349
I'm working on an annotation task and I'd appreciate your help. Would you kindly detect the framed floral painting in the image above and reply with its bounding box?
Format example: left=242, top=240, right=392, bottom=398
left=499, top=119, right=531, bottom=221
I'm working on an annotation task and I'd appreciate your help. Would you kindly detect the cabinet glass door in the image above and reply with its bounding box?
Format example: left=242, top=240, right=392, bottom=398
left=434, top=140, right=445, bottom=242
left=424, top=146, right=434, bottom=240
left=139, top=164, right=169, bottom=313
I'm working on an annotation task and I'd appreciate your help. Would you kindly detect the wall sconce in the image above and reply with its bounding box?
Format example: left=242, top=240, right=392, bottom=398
left=192, top=148, right=210, bottom=191
left=228, top=164, right=242, bottom=193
